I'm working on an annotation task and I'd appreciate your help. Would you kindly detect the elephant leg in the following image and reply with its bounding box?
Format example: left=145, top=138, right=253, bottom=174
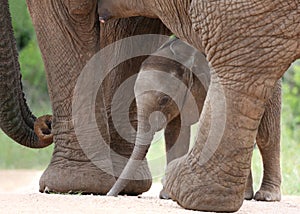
left=100, top=17, right=171, bottom=195
left=27, top=0, right=116, bottom=194
left=244, top=170, right=254, bottom=200
left=254, top=81, right=281, bottom=201
left=165, top=115, right=190, bottom=164
left=160, top=115, right=190, bottom=199
left=39, top=84, right=116, bottom=194
left=163, top=75, right=270, bottom=212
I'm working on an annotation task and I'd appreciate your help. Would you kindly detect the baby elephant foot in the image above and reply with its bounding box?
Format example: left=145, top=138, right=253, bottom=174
left=120, top=179, right=152, bottom=196
left=254, top=186, right=281, bottom=201
left=159, top=188, right=171, bottom=200
left=244, top=172, right=254, bottom=200
left=244, top=188, right=254, bottom=200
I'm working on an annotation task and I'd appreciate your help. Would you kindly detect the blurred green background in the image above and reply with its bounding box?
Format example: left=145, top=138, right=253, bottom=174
left=1, top=0, right=299, bottom=195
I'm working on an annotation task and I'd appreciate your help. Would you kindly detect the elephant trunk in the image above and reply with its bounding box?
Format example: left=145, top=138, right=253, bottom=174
left=107, top=109, right=161, bottom=196
left=0, top=0, right=51, bottom=148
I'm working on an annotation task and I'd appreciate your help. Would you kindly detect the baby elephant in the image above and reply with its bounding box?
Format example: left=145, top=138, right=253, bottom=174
left=108, top=38, right=282, bottom=202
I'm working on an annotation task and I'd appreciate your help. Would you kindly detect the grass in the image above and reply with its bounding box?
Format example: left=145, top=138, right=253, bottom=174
left=0, top=132, right=53, bottom=169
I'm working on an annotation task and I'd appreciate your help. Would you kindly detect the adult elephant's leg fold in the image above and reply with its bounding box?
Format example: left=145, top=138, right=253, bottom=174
left=163, top=77, right=267, bottom=212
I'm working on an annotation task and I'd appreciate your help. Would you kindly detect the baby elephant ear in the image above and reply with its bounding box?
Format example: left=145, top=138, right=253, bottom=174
left=169, top=39, right=198, bottom=70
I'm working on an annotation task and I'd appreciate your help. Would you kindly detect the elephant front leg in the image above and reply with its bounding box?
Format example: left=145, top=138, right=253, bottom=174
left=165, top=115, right=190, bottom=164
left=26, top=0, right=119, bottom=195
left=163, top=78, right=268, bottom=212
left=160, top=115, right=190, bottom=199
left=254, top=81, right=281, bottom=201
left=39, top=89, right=116, bottom=194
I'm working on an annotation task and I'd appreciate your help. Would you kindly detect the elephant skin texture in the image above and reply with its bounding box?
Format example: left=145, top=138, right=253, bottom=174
left=28, top=1, right=172, bottom=196
left=1, top=0, right=174, bottom=196
left=108, top=38, right=282, bottom=204
left=97, top=0, right=299, bottom=212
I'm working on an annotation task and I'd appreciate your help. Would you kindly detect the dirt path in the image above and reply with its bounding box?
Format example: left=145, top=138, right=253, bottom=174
left=0, top=170, right=299, bottom=213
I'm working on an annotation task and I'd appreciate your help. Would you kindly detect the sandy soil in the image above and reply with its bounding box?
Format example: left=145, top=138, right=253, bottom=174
left=0, top=170, right=299, bottom=214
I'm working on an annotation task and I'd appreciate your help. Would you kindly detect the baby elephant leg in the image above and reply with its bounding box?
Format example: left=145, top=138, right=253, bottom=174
left=160, top=115, right=190, bottom=199
left=244, top=170, right=254, bottom=200
left=255, top=81, right=282, bottom=201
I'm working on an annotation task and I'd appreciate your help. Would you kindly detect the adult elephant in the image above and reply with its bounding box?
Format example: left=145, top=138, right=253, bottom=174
left=98, top=0, right=300, bottom=212
left=0, top=0, right=170, bottom=195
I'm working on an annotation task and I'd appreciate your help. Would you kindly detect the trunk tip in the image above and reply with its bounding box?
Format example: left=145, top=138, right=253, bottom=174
left=106, top=190, right=119, bottom=197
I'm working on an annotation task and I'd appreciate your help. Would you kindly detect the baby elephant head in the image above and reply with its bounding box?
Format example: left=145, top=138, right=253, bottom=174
left=135, top=55, right=194, bottom=132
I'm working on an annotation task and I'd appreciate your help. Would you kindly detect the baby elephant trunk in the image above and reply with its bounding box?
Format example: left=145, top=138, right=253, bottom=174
left=107, top=108, right=165, bottom=196
left=107, top=132, right=154, bottom=196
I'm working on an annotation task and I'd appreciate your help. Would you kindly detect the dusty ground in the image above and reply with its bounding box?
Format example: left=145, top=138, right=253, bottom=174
left=0, top=170, right=299, bottom=213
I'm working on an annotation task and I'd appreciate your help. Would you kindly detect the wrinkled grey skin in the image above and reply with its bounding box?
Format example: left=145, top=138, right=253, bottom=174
left=108, top=38, right=282, bottom=203
left=97, top=0, right=294, bottom=212
left=1, top=0, right=171, bottom=195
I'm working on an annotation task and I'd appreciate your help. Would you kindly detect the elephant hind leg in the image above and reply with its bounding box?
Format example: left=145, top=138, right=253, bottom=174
left=255, top=81, right=281, bottom=201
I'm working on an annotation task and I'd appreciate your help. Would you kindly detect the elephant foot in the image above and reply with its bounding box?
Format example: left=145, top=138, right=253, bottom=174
left=244, top=189, right=254, bottom=200
left=39, top=138, right=116, bottom=194
left=159, top=188, right=171, bottom=199
left=254, top=186, right=281, bottom=201
left=39, top=163, right=116, bottom=194
left=119, top=179, right=152, bottom=196
left=244, top=188, right=254, bottom=200
left=163, top=156, right=245, bottom=212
